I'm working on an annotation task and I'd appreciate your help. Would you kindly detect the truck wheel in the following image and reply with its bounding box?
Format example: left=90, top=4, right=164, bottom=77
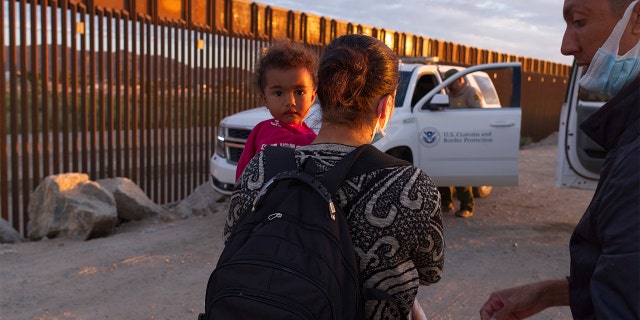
left=473, top=186, right=492, bottom=198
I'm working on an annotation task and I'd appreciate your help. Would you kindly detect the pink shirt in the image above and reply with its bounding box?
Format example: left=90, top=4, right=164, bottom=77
left=235, top=119, right=317, bottom=181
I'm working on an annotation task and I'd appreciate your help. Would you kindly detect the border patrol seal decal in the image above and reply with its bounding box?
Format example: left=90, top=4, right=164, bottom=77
left=420, top=127, right=440, bottom=148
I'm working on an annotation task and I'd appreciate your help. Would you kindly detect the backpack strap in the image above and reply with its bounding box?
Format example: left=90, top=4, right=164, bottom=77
left=262, top=146, right=298, bottom=181
left=346, top=144, right=411, bottom=178
left=262, top=144, right=411, bottom=196
left=319, top=144, right=411, bottom=195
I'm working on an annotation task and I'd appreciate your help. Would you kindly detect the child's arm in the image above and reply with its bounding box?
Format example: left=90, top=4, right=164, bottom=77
left=235, top=123, right=264, bottom=181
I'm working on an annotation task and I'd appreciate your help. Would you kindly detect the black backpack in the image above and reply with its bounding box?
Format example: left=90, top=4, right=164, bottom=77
left=200, top=144, right=409, bottom=320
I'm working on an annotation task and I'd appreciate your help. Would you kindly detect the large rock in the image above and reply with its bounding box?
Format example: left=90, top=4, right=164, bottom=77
left=27, top=173, right=118, bottom=241
left=0, top=218, right=22, bottom=244
left=97, top=177, right=164, bottom=222
left=161, top=182, right=224, bottom=221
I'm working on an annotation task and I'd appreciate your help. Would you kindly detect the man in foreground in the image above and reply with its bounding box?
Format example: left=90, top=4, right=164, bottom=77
left=480, top=0, right=639, bottom=319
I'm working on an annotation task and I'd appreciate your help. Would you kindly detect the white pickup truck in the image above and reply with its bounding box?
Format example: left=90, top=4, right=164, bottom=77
left=210, top=58, right=523, bottom=196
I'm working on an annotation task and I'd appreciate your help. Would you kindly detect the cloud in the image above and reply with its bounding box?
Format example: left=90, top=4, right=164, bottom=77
left=257, top=0, right=573, bottom=64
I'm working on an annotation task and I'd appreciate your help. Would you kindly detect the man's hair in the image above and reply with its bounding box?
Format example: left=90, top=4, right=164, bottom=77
left=609, top=0, right=634, bottom=17
left=255, top=40, right=318, bottom=94
left=444, top=68, right=459, bottom=80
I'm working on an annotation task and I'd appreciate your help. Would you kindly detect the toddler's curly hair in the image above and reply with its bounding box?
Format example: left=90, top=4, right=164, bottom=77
left=255, top=40, right=319, bottom=94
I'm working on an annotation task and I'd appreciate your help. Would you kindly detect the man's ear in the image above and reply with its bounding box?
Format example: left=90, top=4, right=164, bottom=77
left=631, top=1, right=640, bottom=35
left=621, top=1, right=640, bottom=55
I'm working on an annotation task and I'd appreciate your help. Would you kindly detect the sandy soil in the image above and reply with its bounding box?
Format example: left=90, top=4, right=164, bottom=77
left=0, top=133, right=595, bottom=320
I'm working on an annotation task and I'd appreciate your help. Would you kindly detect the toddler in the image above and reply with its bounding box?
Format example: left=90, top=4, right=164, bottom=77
left=235, top=40, right=318, bottom=181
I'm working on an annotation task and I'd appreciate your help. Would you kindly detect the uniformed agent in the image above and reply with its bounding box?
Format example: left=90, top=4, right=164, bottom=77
left=444, top=68, right=485, bottom=108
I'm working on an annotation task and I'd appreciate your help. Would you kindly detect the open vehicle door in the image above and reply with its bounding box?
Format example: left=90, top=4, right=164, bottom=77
left=556, top=61, right=606, bottom=190
left=412, top=62, right=522, bottom=187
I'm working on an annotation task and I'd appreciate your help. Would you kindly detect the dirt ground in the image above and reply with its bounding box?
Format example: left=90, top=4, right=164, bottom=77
left=0, top=133, right=595, bottom=320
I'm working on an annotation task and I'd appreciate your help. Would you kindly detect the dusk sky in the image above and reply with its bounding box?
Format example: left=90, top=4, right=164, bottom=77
left=256, top=0, right=574, bottom=65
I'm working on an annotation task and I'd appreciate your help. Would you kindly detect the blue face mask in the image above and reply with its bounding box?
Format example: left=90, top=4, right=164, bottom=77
left=579, top=0, right=640, bottom=97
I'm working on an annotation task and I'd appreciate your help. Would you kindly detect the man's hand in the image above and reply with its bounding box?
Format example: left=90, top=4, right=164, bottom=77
left=479, top=280, right=569, bottom=320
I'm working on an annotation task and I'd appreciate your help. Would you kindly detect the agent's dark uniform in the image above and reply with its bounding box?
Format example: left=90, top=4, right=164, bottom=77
left=439, top=186, right=474, bottom=214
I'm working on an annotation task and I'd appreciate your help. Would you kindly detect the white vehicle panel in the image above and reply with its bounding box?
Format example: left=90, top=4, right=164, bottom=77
left=210, top=155, right=237, bottom=189
left=220, top=107, right=271, bottom=128
left=415, top=108, right=521, bottom=186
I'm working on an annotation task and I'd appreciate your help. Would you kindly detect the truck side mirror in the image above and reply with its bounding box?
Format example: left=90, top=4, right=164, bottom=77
left=424, top=93, right=449, bottom=111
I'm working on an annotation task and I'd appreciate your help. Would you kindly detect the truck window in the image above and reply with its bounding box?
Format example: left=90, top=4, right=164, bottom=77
left=395, top=71, right=412, bottom=108
left=411, top=74, right=437, bottom=106
left=578, top=87, right=609, bottom=103
left=471, top=74, right=500, bottom=105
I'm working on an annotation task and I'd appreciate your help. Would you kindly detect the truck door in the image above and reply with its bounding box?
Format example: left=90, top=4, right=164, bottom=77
left=414, top=63, right=522, bottom=187
left=556, top=62, right=606, bottom=190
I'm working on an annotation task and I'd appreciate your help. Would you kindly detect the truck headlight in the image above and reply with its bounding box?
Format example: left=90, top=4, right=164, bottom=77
left=215, top=126, right=226, bottom=158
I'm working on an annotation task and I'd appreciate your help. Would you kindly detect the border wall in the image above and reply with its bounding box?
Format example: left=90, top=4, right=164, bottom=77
left=2, top=0, right=571, bottom=235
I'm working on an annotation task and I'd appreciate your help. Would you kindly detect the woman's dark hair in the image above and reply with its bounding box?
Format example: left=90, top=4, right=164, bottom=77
left=255, top=40, right=318, bottom=94
left=317, top=34, right=398, bottom=127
